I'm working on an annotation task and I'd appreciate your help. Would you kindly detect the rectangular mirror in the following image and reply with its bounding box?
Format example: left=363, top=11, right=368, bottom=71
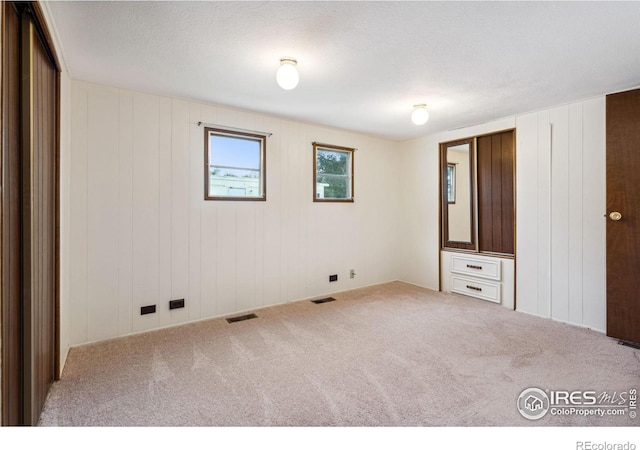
left=441, top=138, right=475, bottom=250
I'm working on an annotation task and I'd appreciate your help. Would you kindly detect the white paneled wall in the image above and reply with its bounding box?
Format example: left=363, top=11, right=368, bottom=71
left=59, top=71, right=72, bottom=369
left=69, top=80, right=399, bottom=345
left=516, top=98, right=606, bottom=331
left=397, top=98, right=606, bottom=332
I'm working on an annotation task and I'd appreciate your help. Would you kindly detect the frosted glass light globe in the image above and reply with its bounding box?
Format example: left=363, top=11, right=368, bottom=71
left=411, top=105, right=429, bottom=125
left=276, top=59, right=299, bottom=90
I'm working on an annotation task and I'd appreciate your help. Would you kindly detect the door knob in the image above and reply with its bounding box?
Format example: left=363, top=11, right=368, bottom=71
left=609, top=212, right=622, bottom=221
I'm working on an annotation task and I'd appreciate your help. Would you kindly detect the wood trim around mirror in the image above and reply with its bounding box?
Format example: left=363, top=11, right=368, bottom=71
left=440, top=138, right=476, bottom=251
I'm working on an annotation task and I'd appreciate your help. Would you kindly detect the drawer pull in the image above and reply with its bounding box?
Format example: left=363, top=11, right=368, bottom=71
left=466, top=264, right=482, bottom=270
left=466, top=285, right=482, bottom=292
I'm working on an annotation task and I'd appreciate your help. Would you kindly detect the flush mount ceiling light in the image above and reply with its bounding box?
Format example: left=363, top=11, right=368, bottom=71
left=276, top=57, right=299, bottom=90
left=411, top=104, right=429, bottom=125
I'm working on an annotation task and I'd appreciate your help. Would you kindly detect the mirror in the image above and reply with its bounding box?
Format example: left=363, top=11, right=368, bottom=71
left=441, top=138, right=475, bottom=250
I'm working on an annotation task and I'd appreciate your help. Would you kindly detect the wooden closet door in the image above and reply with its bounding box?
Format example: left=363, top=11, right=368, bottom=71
left=22, top=13, right=59, bottom=425
left=2, top=2, right=24, bottom=426
left=2, top=2, right=59, bottom=425
left=477, top=130, right=515, bottom=255
left=606, top=89, right=640, bottom=345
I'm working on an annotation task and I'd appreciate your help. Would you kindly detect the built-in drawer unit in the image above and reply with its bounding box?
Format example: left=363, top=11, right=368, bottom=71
left=451, top=276, right=501, bottom=304
left=441, top=251, right=514, bottom=308
left=451, top=255, right=501, bottom=281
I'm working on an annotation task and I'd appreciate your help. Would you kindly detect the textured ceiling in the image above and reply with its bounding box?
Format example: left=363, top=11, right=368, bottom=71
left=47, top=1, right=640, bottom=141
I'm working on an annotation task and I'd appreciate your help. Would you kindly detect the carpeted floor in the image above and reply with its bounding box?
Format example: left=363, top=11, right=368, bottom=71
left=39, top=282, right=639, bottom=426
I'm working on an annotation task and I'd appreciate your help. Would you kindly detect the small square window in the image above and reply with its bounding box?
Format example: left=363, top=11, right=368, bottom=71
left=313, top=143, right=355, bottom=202
left=205, top=128, right=266, bottom=201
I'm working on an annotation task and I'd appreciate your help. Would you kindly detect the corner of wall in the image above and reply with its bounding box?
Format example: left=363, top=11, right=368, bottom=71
left=58, top=71, right=72, bottom=375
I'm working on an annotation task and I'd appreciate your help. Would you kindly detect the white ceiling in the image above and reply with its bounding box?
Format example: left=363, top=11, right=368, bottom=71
left=47, top=1, right=640, bottom=141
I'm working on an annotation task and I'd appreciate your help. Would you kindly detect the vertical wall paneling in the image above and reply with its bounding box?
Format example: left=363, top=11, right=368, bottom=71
left=477, top=135, right=493, bottom=251
left=69, top=82, right=88, bottom=344
left=86, top=87, right=119, bottom=341
left=59, top=71, right=71, bottom=370
left=501, top=133, right=515, bottom=255
left=198, top=104, right=217, bottom=319
left=188, top=103, right=202, bottom=321
left=170, top=99, right=190, bottom=324
left=117, top=92, right=133, bottom=336
left=514, top=112, right=538, bottom=316
left=262, top=118, right=282, bottom=307
left=567, top=103, right=584, bottom=326
left=549, top=107, right=570, bottom=323
left=216, top=200, right=237, bottom=315
left=252, top=113, right=267, bottom=310
left=131, top=93, right=160, bottom=333
left=537, top=113, right=552, bottom=319
left=158, top=98, right=172, bottom=327
left=477, top=132, right=516, bottom=254
left=279, top=121, right=291, bottom=302
left=581, top=97, right=606, bottom=332
left=235, top=204, right=255, bottom=313
left=490, top=133, right=504, bottom=250
left=285, top=122, right=302, bottom=302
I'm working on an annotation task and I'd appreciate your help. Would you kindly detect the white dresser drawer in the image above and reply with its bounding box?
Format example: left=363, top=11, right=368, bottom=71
left=451, top=276, right=501, bottom=304
left=451, top=255, right=501, bottom=281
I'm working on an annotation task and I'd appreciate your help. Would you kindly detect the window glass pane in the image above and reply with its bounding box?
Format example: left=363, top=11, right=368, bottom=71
left=209, top=170, right=261, bottom=197
left=317, top=175, right=349, bottom=199
left=228, top=187, right=247, bottom=196
left=313, top=144, right=354, bottom=201
left=209, top=134, right=261, bottom=170
left=205, top=129, right=265, bottom=200
left=316, top=149, right=348, bottom=175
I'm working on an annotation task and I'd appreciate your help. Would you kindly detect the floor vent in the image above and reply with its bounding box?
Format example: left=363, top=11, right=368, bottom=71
left=311, top=297, right=337, bottom=304
left=618, top=339, right=640, bottom=350
left=226, top=313, right=258, bottom=324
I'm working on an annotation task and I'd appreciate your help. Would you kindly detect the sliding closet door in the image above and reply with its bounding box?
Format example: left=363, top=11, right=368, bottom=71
left=2, top=2, right=24, bottom=426
left=2, top=2, right=59, bottom=425
left=22, top=10, right=59, bottom=425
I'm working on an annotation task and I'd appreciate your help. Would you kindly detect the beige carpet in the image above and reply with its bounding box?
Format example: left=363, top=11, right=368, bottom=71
left=39, top=282, right=639, bottom=426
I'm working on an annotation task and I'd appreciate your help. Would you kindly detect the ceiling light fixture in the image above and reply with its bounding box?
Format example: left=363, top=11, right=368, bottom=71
left=276, top=57, right=299, bottom=90
left=411, top=104, right=429, bottom=125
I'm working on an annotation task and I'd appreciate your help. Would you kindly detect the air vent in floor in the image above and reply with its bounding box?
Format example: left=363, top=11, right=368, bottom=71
left=226, top=313, right=258, bottom=324
left=618, top=339, right=640, bottom=350
left=311, top=297, right=337, bottom=304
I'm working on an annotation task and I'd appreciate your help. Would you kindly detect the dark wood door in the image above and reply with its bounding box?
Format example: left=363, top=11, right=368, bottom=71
left=606, top=88, right=640, bottom=345
left=477, top=129, right=515, bottom=255
left=2, top=2, right=24, bottom=426
left=2, top=2, right=59, bottom=425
